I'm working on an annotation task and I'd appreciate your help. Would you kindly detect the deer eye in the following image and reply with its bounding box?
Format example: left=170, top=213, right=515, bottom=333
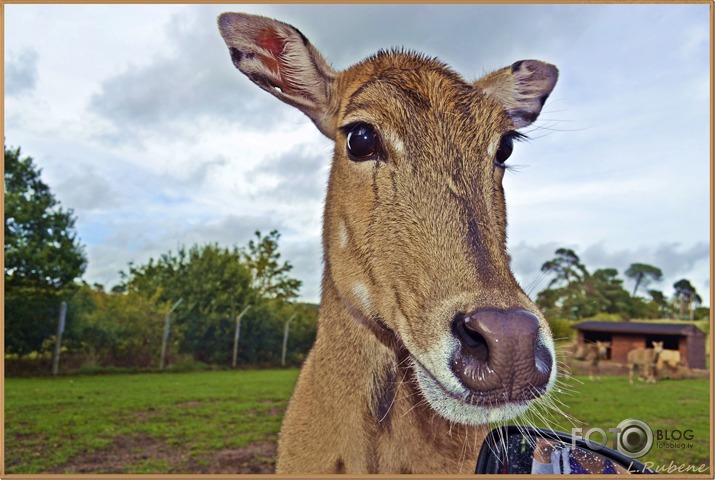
left=494, top=131, right=527, bottom=167
left=495, top=135, right=514, bottom=165
left=346, top=123, right=378, bottom=160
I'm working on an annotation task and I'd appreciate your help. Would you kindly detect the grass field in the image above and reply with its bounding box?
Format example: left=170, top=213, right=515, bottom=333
left=5, top=369, right=711, bottom=474
left=5, top=369, right=299, bottom=474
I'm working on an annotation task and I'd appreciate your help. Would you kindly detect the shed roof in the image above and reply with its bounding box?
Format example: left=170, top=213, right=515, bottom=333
left=571, top=321, right=705, bottom=337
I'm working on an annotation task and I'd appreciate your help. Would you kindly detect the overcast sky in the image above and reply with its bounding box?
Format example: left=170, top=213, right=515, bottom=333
left=4, top=4, right=711, bottom=307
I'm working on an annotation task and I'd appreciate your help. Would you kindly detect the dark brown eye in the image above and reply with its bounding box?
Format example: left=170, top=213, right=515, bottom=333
left=346, top=123, right=377, bottom=160
left=495, top=131, right=528, bottom=167
left=495, top=135, right=514, bottom=165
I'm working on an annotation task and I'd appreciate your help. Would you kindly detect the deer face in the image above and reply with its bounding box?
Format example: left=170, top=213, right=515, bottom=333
left=596, top=341, right=611, bottom=358
left=219, top=13, right=558, bottom=425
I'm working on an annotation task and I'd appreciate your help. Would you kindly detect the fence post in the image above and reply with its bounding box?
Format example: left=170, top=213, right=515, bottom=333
left=232, top=305, right=251, bottom=368
left=281, top=313, right=297, bottom=367
left=160, top=298, right=183, bottom=371
left=51, top=301, right=68, bottom=376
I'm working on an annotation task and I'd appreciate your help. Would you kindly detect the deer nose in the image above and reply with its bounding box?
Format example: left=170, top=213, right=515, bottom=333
left=450, top=309, right=552, bottom=404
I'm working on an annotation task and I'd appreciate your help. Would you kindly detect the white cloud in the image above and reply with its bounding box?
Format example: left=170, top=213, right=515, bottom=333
left=4, top=48, right=39, bottom=96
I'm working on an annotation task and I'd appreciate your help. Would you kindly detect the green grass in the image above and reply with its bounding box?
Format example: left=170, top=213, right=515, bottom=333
left=5, top=369, right=299, bottom=473
left=5, top=370, right=710, bottom=474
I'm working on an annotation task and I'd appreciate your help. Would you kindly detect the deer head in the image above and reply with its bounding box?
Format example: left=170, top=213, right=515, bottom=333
left=219, top=12, right=558, bottom=425
left=596, top=341, right=611, bottom=358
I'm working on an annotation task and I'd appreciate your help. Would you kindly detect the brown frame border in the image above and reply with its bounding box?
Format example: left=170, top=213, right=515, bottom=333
left=1, top=1, right=712, bottom=479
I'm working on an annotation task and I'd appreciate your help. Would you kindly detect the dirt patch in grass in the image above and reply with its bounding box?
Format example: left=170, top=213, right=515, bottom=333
left=129, top=408, right=163, bottom=423
left=563, top=361, right=629, bottom=377
left=264, top=406, right=284, bottom=416
left=204, top=441, right=277, bottom=474
left=565, top=361, right=709, bottom=380
left=46, top=433, right=277, bottom=474
left=257, top=400, right=286, bottom=417
left=47, top=434, right=184, bottom=473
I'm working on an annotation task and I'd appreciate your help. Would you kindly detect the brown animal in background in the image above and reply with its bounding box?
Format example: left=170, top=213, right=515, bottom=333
left=570, top=341, right=610, bottom=382
left=628, top=341, right=664, bottom=385
left=656, top=348, right=681, bottom=370
left=218, top=12, right=558, bottom=474
left=655, top=349, right=692, bottom=380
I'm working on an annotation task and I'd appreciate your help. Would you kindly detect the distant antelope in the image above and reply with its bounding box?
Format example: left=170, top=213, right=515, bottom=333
left=628, top=341, right=664, bottom=385
left=656, top=348, right=681, bottom=370
left=218, top=12, right=559, bottom=474
left=655, top=349, right=693, bottom=380
left=569, top=341, right=610, bottom=381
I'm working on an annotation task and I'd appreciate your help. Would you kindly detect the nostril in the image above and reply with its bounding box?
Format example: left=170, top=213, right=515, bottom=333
left=452, top=314, right=489, bottom=362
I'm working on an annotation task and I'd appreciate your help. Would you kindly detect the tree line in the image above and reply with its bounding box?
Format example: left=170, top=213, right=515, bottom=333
left=536, top=248, right=706, bottom=321
left=4, top=145, right=316, bottom=372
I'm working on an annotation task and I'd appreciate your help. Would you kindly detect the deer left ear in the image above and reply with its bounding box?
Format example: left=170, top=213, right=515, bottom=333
left=475, top=60, right=558, bottom=128
left=218, top=12, right=337, bottom=137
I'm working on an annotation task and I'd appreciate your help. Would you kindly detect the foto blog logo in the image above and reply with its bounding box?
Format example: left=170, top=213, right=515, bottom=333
left=572, top=418, right=654, bottom=458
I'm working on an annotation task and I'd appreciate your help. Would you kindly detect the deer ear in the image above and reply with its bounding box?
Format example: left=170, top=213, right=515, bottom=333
left=218, top=12, right=337, bottom=137
left=475, top=60, right=558, bottom=128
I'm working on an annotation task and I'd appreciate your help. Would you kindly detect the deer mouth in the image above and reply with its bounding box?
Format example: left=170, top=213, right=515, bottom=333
left=410, top=361, right=532, bottom=425
left=410, top=356, right=552, bottom=425
left=414, top=354, right=548, bottom=407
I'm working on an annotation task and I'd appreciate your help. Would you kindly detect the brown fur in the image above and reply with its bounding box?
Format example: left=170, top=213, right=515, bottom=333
left=628, top=341, right=664, bottom=385
left=569, top=341, right=610, bottom=381
left=218, top=12, right=559, bottom=474
left=655, top=348, right=681, bottom=370
left=655, top=349, right=692, bottom=380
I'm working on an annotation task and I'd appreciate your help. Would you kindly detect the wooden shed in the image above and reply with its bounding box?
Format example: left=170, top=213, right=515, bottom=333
left=572, top=321, right=707, bottom=369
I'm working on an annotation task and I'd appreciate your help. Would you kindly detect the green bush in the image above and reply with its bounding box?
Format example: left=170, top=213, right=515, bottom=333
left=547, top=318, right=575, bottom=342
left=694, top=319, right=709, bottom=335
left=69, top=285, right=169, bottom=369
left=580, top=313, right=624, bottom=322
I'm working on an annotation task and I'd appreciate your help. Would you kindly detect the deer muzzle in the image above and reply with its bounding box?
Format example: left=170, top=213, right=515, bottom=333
left=450, top=309, right=552, bottom=405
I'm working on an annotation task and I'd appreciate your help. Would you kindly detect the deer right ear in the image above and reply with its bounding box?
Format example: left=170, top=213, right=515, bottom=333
left=475, top=60, right=558, bottom=129
left=218, top=12, right=337, bottom=137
